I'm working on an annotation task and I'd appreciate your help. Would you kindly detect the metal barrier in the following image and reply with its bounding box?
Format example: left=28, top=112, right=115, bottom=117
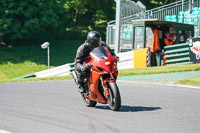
left=107, top=0, right=200, bottom=50
left=67, top=51, right=134, bottom=71
left=116, top=50, right=134, bottom=69
left=15, top=63, right=75, bottom=79
left=147, top=0, right=200, bottom=20
left=16, top=50, right=135, bottom=79
left=107, top=0, right=146, bottom=53
left=65, top=51, right=134, bottom=73
left=164, top=43, right=193, bottom=65
left=196, top=19, right=200, bottom=37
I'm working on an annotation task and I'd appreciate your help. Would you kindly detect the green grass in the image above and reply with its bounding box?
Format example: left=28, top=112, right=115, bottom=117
left=0, top=75, right=73, bottom=83
left=118, top=64, right=200, bottom=87
left=118, top=64, right=200, bottom=76
left=0, top=40, right=83, bottom=80
left=176, top=77, right=200, bottom=87
left=1, top=40, right=200, bottom=86
left=0, top=61, right=47, bottom=80
left=0, top=40, right=83, bottom=66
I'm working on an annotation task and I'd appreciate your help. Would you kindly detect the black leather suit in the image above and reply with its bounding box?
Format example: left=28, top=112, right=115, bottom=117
left=75, top=41, right=115, bottom=73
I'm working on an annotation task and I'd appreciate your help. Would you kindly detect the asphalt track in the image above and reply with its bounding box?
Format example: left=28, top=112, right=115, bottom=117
left=0, top=80, right=200, bottom=133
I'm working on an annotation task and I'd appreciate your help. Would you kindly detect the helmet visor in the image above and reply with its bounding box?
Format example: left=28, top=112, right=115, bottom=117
left=90, top=38, right=101, bottom=48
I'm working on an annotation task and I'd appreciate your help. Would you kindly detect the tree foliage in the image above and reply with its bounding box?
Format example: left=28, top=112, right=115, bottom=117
left=0, top=0, right=178, bottom=41
left=64, top=0, right=115, bottom=29
left=0, top=0, right=66, bottom=40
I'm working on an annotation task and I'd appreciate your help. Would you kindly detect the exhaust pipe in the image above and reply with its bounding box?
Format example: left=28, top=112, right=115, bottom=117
left=72, top=71, right=78, bottom=84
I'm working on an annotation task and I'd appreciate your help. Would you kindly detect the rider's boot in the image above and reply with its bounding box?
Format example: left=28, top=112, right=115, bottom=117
left=77, top=81, right=85, bottom=93
left=77, top=71, right=87, bottom=93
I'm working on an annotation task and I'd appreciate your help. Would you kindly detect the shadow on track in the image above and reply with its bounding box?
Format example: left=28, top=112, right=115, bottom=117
left=96, top=105, right=162, bottom=112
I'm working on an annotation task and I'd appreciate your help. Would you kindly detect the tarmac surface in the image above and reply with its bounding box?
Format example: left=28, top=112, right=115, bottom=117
left=0, top=80, right=200, bottom=133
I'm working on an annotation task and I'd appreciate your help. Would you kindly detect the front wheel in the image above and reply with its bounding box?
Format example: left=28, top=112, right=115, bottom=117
left=107, top=82, right=121, bottom=111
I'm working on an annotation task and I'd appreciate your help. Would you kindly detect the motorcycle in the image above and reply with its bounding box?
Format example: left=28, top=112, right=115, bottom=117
left=72, top=46, right=121, bottom=111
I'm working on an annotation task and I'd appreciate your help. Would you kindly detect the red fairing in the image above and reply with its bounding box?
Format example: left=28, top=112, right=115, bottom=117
left=85, top=47, right=118, bottom=103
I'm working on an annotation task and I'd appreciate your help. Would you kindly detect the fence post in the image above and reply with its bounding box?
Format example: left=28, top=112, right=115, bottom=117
left=114, top=0, right=121, bottom=54
left=182, top=0, right=184, bottom=23
left=192, top=0, right=194, bottom=10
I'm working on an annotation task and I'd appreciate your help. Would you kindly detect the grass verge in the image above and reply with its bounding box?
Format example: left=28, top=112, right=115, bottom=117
left=0, top=63, right=199, bottom=85
left=0, top=75, right=73, bottom=83
left=0, top=61, right=47, bottom=80
left=118, top=64, right=200, bottom=76
left=0, top=40, right=83, bottom=66
left=0, top=40, right=83, bottom=80
left=175, top=77, right=200, bottom=87
left=119, top=64, right=200, bottom=87
left=1, top=40, right=200, bottom=85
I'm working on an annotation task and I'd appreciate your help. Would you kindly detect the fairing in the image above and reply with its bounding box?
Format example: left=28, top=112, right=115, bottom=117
left=86, top=46, right=118, bottom=103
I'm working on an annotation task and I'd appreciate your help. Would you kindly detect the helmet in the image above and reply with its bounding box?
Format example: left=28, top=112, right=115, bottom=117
left=87, top=31, right=101, bottom=49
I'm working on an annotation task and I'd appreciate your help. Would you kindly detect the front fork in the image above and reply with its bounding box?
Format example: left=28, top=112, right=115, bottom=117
left=100, top=74, right=115, bottom=98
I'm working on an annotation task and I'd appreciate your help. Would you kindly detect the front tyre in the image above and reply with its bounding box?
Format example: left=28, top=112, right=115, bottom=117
left=107, top=82, right=121, bottom=111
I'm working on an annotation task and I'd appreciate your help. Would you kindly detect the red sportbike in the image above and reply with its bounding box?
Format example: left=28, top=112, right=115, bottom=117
left=72, top=46, right=121, bottom=111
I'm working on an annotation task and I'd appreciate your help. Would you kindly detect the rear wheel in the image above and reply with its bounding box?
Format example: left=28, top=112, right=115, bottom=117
left=107, top=82, right=121, bottom=111
left=81, top=92, right=97, bottom=107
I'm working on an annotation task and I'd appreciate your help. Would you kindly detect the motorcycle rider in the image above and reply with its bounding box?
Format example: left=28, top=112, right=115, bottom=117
left=75, top=31, right=115, bottom=93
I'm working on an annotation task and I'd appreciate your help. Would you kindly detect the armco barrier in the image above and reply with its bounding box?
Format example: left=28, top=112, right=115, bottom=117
left=60, top=51, right=135, bottom=73
left=15, top=51, right=135, bottom=79
left=15, top=74, right=36, bottom=80
left=116, top=50, right=134, bottom=70
left=35, top=63, right=75, bottom=77
left=15, top=63, right=74, bottom=79
left=164, top=43, right=193, bottom=65
left=58, top=51, right=134, bottom=75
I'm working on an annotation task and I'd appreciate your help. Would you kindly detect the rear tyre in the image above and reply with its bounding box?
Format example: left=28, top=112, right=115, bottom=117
left=81, top=92, right=97, bottom=107
left=107, top=82, right=121, bottom=111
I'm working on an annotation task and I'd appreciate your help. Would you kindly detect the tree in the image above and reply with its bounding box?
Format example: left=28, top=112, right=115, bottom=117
left=0, top=0, right=180, bottom=42
left=64, top=0, right=115, bottom=27
left=63, top=0, right=115, bottom=39
left=0, top=0, right=66, bottom=40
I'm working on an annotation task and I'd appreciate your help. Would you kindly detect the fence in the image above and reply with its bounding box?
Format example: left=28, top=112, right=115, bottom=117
left=120, top=0, right=146, bottom=19
left=164, top=43, right=192, bottom=65
left=196, top=19, right=200, bottom=37
left=107, top=0, right=200, bottom=52
left=146, top=0, right=200, bottom=20
left=110, top=0, right=146, bottom=53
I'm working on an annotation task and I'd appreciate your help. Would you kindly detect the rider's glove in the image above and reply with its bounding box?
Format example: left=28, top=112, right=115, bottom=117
left=81, top=63, right=92, bottom=72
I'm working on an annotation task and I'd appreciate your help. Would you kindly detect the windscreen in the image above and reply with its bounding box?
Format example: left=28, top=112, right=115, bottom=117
left=91, top=46, right=108, bottom=60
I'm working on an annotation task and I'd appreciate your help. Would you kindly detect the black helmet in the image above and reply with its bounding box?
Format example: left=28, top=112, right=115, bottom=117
left=87, top=31, right=101, bottom=49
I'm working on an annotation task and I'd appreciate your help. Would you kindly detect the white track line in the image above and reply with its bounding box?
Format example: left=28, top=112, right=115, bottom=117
left=0, top=130, right=13, bottom=133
